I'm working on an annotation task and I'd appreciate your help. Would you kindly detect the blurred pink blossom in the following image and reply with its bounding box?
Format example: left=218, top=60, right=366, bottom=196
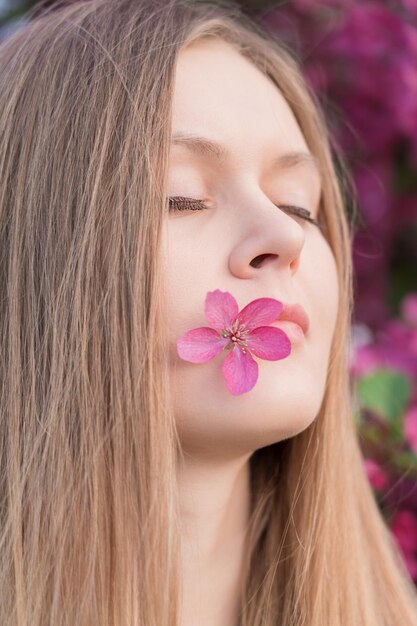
left=349, top=292, right=417, bottom=380
left=402, top=294, right=417, bottom=327
left=364, top=458, right=390, bottom=491
left=404, top=406, right=417, bottom=454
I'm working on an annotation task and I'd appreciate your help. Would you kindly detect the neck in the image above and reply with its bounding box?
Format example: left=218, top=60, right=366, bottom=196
left=177, top=452, right=252, bottom=626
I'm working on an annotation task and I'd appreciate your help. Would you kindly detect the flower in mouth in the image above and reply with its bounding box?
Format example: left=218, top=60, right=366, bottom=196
left=176, top=289, right=292, bottom=396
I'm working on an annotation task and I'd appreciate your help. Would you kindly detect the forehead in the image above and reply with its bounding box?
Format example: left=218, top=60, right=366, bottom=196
left=171, top=39, right=309, bottom=157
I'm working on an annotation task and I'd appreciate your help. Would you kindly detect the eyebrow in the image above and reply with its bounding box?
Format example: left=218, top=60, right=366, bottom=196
left=171, top=131, right=321, bottom=180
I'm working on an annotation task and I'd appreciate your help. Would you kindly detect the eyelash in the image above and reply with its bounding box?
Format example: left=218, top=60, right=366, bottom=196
left=167, top=196, right=324, bottom=229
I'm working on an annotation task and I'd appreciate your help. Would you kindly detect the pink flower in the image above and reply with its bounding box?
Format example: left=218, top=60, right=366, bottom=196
left=404, top=405, right=417, bottom=455
left=364, top=458, right=389, bottom=491
left=402, top=293, right=417, bottom=327
left=391, top=509, right=417, bottom=552
left=176, top=289, right=292, bottom=396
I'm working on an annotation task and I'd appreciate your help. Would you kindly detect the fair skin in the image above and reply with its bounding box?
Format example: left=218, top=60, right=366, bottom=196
left=163, top=40, right=339, bottom=626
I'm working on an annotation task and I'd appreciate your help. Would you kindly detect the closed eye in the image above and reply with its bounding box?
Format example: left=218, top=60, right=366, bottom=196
left=167, top=196, right=324, bottom=230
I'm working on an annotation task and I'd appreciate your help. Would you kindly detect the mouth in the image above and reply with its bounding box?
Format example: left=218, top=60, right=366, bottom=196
left=270, top=303, right=310, bottom=343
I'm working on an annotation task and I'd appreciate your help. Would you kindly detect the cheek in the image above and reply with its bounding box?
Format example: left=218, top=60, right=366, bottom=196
left=163, top=240, right=215, bottom=366
left=163, top=220, right=222, bottom=323
left=305, top=235, right=339, bottom=351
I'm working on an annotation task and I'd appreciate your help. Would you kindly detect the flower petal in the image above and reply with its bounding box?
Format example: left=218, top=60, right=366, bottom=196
left=245, top=326, right=292, bottom=360
left=204, top=289, right=239, bottom=330
left=177, top=327, right=229, bottom=363
left=221, top=345, right=259, bottom=395
left=236, top=297, right=284, bottom=330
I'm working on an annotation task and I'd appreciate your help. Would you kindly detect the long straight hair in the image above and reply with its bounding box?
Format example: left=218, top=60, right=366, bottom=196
left=1, top=1, right=416, bottom=624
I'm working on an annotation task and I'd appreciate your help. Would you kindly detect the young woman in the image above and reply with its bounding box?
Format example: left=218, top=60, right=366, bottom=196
left=1, top=0, right=416, bottom=624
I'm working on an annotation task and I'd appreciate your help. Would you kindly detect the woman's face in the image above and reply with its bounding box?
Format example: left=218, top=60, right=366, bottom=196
left=163, top=40, right=339, bottom=459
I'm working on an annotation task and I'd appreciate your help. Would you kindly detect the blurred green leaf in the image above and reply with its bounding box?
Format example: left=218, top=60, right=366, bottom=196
left=357, top=368, right=412, bottom=423
left=360, top=423, right=384, bottom=445
left=391, top=451, right=417, bottom=474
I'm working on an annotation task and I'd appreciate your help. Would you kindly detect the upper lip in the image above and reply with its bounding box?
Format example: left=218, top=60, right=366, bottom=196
left=272, top=302, right=310, bottom=335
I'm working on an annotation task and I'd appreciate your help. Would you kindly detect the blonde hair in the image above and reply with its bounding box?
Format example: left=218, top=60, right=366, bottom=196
left=0, top=0, right=416, bottom=624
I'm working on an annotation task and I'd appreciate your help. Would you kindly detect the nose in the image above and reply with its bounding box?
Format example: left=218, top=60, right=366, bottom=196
left=228, top=191, right=306, bottom=279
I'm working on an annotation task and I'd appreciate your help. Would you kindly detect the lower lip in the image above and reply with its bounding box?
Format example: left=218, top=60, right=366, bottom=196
left=272, top=320, right=305, bottom=344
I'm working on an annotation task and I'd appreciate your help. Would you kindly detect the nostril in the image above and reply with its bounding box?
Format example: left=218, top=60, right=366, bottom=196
left=250, top=253, right=278, bottom=269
